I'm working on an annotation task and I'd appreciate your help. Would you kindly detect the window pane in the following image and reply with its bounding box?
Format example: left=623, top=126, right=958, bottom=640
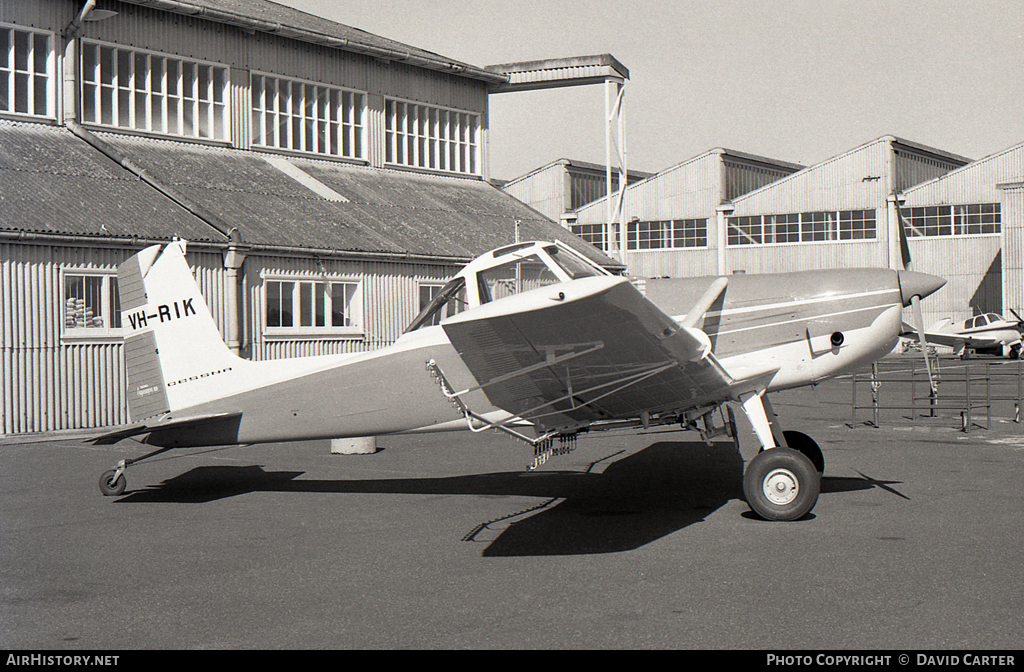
left=33, top=75, right=46, bottom=115
left=13, top=31, right=28, bottom=71
left=331, top=283, right=354, bottom=327
left=299, top=281, right=312, bottom=327
left=65, top=275, right=105, bottom=329
left=266, top=281, right=295, bottom=328
left=266, top=281, right=281, bottom=327
left=109, top=277, right=121, bottom=328
left=14, top=71, right=27, bottom=113
left=0, top=29, right=9, bottom=71
left=315, top=282, right=326, bottom=327
left=33, top=33, right=48, bottom=73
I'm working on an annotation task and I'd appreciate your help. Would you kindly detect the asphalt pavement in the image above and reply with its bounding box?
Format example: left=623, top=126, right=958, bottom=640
left=2, top=362, right=1024, bottom=650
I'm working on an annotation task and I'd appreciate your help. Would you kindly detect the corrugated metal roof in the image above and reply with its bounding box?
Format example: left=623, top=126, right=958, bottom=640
left=1, top=120, right=617, bottom=267
left=119, top=0, right=507, bottom=84
left=95, top=132, right=615, bottom=263
left=0, top=120, right=224, bottom=243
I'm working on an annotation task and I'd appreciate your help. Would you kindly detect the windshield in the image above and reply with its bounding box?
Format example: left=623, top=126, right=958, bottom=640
left=404, top=277, right=467, bottom=332
left=544, top=244, right=602, bottom=280
left=477, top=255, right=561, bottom=304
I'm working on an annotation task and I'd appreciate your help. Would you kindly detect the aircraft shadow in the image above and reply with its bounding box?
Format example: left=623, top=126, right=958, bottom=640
left=114, top=442, right=900, bottom=556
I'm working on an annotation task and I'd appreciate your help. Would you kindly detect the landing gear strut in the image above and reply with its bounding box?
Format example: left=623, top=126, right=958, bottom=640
left=738, top=391, right=821, bottom=521
left=97, top=445, right=175, bottom=496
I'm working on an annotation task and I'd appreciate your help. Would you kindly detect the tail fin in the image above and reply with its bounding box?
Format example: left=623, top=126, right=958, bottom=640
left=118, top=240, right=241, bottom=421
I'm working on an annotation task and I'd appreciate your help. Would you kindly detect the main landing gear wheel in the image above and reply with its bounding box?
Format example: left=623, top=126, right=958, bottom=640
left=743, top=447, right=820, bottom=521
left=782, top=429, right=824, bottom=474
left=98, top=469, right=126, bottom=497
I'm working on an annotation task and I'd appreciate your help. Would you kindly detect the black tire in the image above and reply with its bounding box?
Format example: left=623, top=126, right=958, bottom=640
left=743, top=448, right=820, bottom=521
left=99, top=469, right=126, bottom=496
left=1009, top=344, right=1021, bottom=360
left=782, top=429, right=825, bottom=474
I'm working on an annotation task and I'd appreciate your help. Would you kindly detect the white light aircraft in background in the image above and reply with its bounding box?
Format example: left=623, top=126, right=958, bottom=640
left=94, top=239, right=945, bottom=521
left=902, top=311, right=1023, bottom=359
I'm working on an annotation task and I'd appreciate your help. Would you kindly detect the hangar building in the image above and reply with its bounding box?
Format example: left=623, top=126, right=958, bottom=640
left=0, top=0, right=612, bottom=434
left=571, top=147, right=806, bottom=277
left=499, top=158, right=654, bottom=226
left=570, top=135, right=1024, bottom=329
left=899, top=141, right=1024, bottom=325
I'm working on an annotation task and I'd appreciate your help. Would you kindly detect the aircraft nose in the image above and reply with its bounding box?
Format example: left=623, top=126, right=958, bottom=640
left=897, top=270, right=946, bottom=306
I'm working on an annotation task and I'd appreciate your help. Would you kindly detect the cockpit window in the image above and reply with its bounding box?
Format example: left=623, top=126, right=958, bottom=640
left=404, top=277, right=467, bottom=332
left=544, top=245, right=603, bottom=279
left=986, top=313, right=1001, bottom=323
left=477, top=255, right=561, bottom=304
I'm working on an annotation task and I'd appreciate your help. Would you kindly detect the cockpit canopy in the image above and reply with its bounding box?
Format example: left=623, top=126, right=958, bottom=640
left=405, top=241, right=610, bottom=332
left=964, top=313, right=1005, bottom=330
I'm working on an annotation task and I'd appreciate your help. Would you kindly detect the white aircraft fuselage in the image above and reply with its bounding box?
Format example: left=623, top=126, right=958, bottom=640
left=121, top=243, right=938, bottom=448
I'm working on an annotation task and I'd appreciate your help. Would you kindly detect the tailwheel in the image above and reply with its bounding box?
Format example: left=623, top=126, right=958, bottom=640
left=98, top=468, right=126, bottom=497
left=782, top=429, right=824, bottom=474
left=743, top=447, right=820, bottom=521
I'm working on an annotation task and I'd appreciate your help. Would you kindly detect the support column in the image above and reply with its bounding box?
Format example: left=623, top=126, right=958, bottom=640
left=222, top=245, right=247, bottom=355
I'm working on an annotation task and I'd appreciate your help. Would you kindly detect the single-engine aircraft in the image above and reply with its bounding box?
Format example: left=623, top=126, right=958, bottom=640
left=94, top=239, right=945, bottom=521
left=902, top=311, right=1023, bottom=359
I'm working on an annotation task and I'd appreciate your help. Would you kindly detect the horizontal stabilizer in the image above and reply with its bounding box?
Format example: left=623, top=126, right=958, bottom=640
left=90, top=411, right=243, bottom=446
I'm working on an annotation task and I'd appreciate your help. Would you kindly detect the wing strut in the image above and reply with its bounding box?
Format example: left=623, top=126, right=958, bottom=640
left=427, top=357, right=679, bottom=440
left=437, top=342, right=604, bottom=400
left=679, top=277, right=728, bottom=329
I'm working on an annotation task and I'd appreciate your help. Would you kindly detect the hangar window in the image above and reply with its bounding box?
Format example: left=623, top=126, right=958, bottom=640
left=901, top=204, right=1000, bottom=237
left=727, top=216, right=762, bottom=245
left=728, top=210, right=875, bottom=246
left=800, top=211, right=833, bottom=242
left=385, top=99, right=479, bottom=175
left=63, top=272, right=121, bottom=338
left=81, top=41, right=229, bottom=141
left=765, top=213, right=801, bottom=244
left=571, top=224, right=609, bottom=251
left=264, top=279, right=362, bottom=335
left=839, top=210, right=875, bottom=240
left=0, top=24, right=54, bottom=118
left=251, top=73, right=365, bottom=159
left=625, top=219, right=708, bottom=249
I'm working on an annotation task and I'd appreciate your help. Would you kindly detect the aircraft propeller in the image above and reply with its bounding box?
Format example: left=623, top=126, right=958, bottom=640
left=896, top=199, right=938, bottom=399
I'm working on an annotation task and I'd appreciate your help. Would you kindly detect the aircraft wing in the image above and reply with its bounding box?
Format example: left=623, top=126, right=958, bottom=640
left=904, top=330, right=1003, bottom=350
left=440, top=276, right=734, bottom=433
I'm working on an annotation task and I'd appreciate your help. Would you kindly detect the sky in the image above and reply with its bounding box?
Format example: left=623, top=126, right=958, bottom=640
left=282, top=0, right=1024, bottom=181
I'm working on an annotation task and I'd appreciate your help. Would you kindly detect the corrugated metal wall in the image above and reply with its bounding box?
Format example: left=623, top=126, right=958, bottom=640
left=904, top=237, right=1003, bottom=328
left=0, top=242, right=230, bottom=434
left=724, top=158, right=796, bottom=202
left=1003, top=186, right=1024, bottom=317
left=2, top=243, right=130, bottom=433
left=0, top=1, right=71, bottom=30
left=245, top=252, right=459, bottom=361
left=722, top=229, right=889, bottom=276
left=1, top=241, right=461, bottom=433
left=501, top=164, right=565, bottom=222
left=731, top=140, right=892, bottom=216
left=903, top=143, right=1024, bottom=206
left=899, top=143, right=1024, bottom=326
left=893, top=147, right=964, bottom=193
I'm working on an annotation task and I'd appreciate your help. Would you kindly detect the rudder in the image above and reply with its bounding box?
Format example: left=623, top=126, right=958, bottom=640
left=118, top=240, right=241, bottom=420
